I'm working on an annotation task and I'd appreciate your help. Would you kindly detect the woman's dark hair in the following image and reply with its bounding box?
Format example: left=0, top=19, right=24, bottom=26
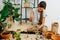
left=39, top=12, right=43, bottom=25
left=38, top=1, right=46, bottom=25
left=38, top=1, right=46, bottom=9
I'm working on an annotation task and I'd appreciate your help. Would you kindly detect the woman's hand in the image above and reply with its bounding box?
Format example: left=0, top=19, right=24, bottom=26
left=37, top=25, right=42, bottom=30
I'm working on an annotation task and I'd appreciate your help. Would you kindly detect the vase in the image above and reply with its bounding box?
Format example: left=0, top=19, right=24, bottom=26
left=24, top=2, right=30, bottom=7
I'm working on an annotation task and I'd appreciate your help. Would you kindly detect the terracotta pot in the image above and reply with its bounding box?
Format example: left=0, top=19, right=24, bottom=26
left=51, top=35, right=60, bottom=40
left=44, top=31, right=55, bottom=39
left=1, top=32, right=11, bottom=39
left=24, top=2, right=30, bottom=7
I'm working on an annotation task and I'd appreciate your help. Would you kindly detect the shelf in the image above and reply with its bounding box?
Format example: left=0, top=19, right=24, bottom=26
left=13, top=4, right=20, bottom=5
left=21, top=0, right=39, bottom=23
left=22, top=6, right=35, bottom=8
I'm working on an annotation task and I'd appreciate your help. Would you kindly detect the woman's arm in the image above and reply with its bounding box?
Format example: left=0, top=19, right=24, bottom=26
left=38, top=17, right=45, bottom=29
left=29, top=9, right=34, bottom=22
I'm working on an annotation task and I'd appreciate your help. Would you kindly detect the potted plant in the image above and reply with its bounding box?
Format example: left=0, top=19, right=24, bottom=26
left=0, top=0, right=21, bottom=39
left=15, top=31, right=21, bottom=40
left=12, top=30, right=21, bottom=40
left=0, top=0, right=13, bottom=39
left=1, top=31, right=11, bottom=39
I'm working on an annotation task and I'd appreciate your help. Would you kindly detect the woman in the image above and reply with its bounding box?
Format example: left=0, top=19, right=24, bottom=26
left=30, top=1, right=47, bottom=34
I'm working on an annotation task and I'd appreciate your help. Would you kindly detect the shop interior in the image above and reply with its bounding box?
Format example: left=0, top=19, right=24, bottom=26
left=0, top=0, right=60, bottom=40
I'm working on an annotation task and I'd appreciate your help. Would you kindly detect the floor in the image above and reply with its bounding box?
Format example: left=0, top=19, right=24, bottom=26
left=20, top=34, right=51, bottom=40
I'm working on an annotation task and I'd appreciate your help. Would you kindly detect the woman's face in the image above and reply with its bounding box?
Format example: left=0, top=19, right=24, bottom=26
left=38, top=7, right=44, bottom=13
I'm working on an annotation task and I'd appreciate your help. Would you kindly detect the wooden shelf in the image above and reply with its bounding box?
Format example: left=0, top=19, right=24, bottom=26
left=21, top=0, right=39, bottom=23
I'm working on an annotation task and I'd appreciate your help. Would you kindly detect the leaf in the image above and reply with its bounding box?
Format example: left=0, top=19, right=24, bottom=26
left=0, top=22, right=7, bottom=28
left=15, top=18, right=20, bottom=21
left=0, top=14, right=1, bottom=21
left=13, top=8, right=20, bottom=17
left=1, top=4, right=9, bottom=19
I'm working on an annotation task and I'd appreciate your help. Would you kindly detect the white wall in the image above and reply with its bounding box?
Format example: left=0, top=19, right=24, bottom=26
left=39, top=0, right=60, bottom=34
left=0, top=0, right=4, bottom=11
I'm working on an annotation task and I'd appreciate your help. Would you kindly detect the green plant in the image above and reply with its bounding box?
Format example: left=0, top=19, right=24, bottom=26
left=12, top=31, right=21, bottom=40
left=0, top=0, right=21, bottom=31
left=1, top=0, right=21, bottom=21
left=0, top=0, right=11, bottom=30
left=0, top=22, right=7, bottom=29
left=13, top=8, right=20, bottom=21
left=0, top=0, right=13, bottom=21
left=15, top=32, right=21, bottom=40
left=0, top=13, right=7, bottom=31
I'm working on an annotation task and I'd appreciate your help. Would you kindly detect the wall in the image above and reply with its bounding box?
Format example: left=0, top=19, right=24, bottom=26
left=0, top=0, right=4, bottom=11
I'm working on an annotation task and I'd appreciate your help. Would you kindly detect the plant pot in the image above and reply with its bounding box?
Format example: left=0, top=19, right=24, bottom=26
left=44, top=31, right=55, bottom=39
left=24, top=2, right=30, bottom=7
left=51, top=35, right=60, bottom=40
left=1, top=31, right=11, bottom=39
